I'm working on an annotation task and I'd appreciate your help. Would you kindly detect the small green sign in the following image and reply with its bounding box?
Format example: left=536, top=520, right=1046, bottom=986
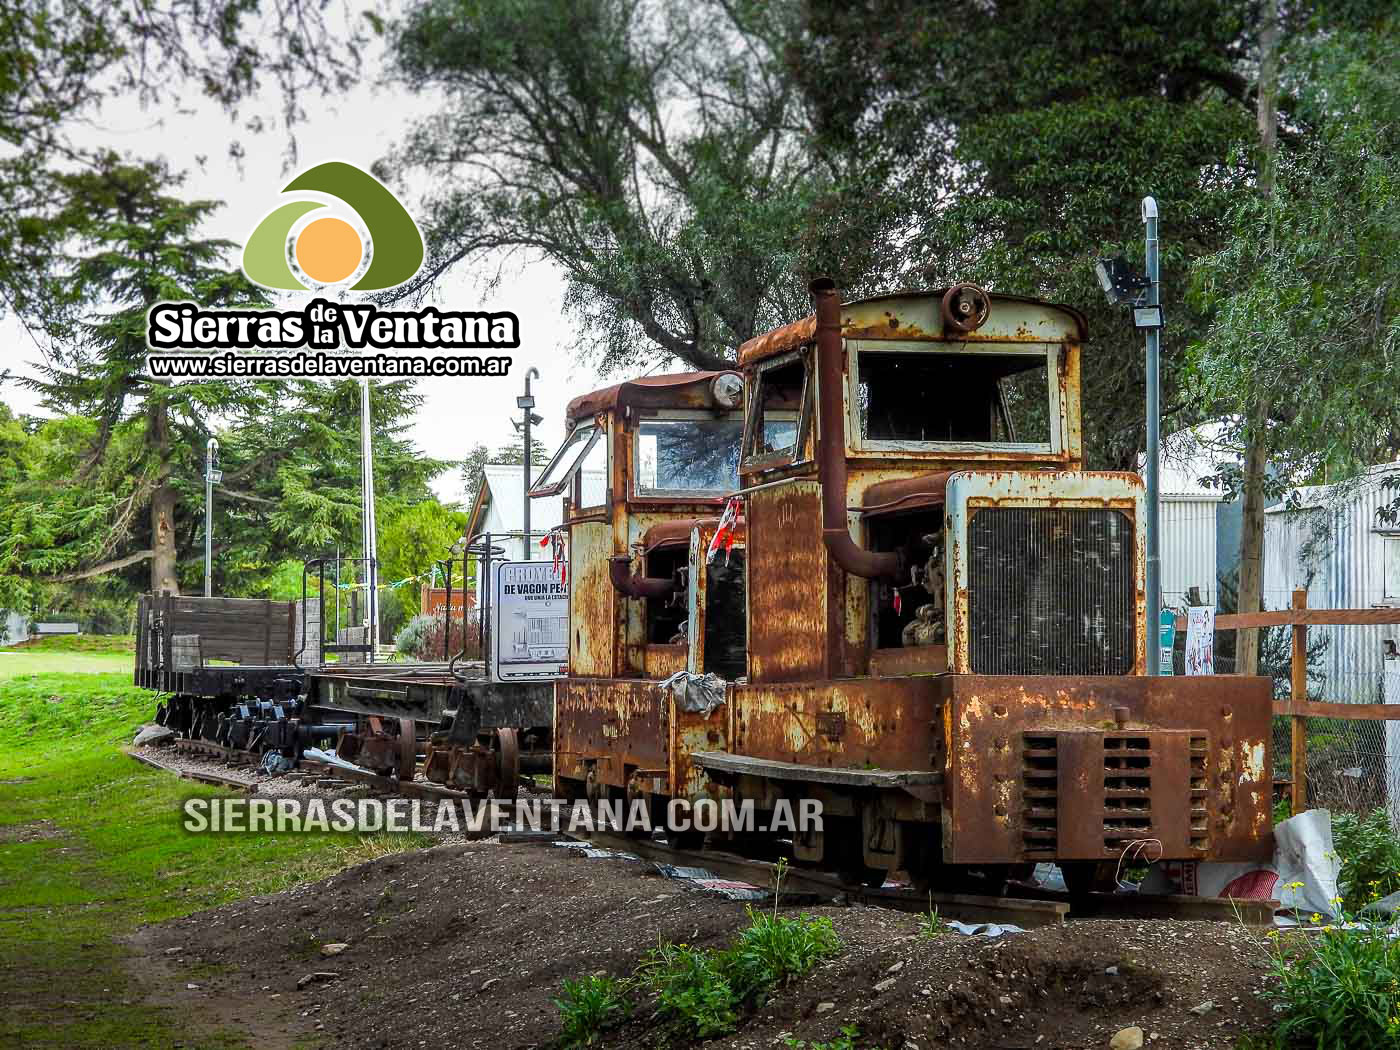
left=1158, top=608, right=1176, bottom=675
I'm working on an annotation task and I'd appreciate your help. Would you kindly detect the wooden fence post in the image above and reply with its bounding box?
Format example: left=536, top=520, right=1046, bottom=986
left=1290, top=588, right=1308, bottom=815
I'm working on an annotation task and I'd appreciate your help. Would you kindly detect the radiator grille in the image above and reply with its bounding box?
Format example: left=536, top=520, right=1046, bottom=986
left=1021, top=733, right=1059, bottom=857
left=1021, top=731, right=1213, bottom=858
left=968, top=507, right=1136, bottom=675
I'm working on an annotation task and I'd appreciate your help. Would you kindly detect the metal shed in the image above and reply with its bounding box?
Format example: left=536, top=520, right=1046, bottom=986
left=1144, top=426, right=1229, bottom=610
left=1264, top=462, right=1400, bottom=703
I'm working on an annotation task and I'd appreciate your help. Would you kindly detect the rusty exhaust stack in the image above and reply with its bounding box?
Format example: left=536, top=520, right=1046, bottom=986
left=811, top=278, right=900, bottom=581
left=608, top=555, right=678, bottom=600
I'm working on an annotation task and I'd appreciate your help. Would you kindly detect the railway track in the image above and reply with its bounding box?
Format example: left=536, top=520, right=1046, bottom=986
left=571, top=830, right=1278, bottom=928
left=124, top=746, right=257, bottom=793
left=166, top=736, right=485, bottom=802
left=129, top=742, right=1278, bottom=929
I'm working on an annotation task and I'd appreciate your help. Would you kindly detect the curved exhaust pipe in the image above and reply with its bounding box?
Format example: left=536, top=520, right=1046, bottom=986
left=608, top=555, right=678, bottom=600
left=811, top=278, right=900, bottom=581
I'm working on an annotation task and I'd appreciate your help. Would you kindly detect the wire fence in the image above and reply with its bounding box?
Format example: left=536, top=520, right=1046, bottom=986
left=1171, top=605, right=1400, bottom=828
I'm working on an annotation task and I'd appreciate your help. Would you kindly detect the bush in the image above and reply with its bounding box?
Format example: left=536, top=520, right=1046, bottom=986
left=1263, top=920, right=1400, bottom=1048
left=632, top=907, right=841, bottom=1040
left=728, top=907, right=841, bottom=998
left=394, top=612, right=482, bottom=661
left=555, top=866, right=844, bottom=1045
left=638, top=941, right=740, bottom=1038
left=1332, top=808, right=1400, bottom=912
left=553, top=974, right=628, bottom=1047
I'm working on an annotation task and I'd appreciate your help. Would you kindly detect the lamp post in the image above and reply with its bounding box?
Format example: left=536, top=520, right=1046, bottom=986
left=1095, top=197, right=1166, bottom=675
left=360, top=378, right=378, bottom=662
left=516, top=368, right=542, bottom=561
left=204, top=438, right=221, bottom=597
left=1142, top=197, right=1162, bottom=677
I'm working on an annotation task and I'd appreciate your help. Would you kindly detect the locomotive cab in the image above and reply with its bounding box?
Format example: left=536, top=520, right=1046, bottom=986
left=537, top=371, right=753, bottom=811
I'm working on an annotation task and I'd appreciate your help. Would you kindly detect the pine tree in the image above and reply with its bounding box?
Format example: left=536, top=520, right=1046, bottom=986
left=25, top=155, right=271, bottom=594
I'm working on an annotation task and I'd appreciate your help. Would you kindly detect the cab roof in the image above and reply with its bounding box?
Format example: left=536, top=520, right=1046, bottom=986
left=565, top=370, right=740, bottom=424
left=736, top=289, right=1089, bottom=368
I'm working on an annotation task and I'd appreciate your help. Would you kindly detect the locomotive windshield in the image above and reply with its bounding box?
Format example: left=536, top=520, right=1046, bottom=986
left=635, top=417, right=744, bottom=495
left=853, top=345, right=1056, bottom=450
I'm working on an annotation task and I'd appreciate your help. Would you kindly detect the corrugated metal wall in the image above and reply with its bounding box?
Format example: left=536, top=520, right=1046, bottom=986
left=1161, top=496, right=1220, bottom=609
left=1264, top=469, right=1400, bottom=703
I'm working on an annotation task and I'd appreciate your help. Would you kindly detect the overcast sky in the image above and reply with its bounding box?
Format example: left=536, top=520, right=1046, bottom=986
left=0, top=32, right=623, bottom=507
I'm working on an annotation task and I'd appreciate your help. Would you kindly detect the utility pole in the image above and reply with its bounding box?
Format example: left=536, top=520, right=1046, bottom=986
left=1142, top=197, right=1162, bottom=675
left=518, top=367, right=541, bottom=561
left=204, top=438, right=220, bottom=597
left=360, top=378, right=378, bottom=662
left=1238, top=0, right=1279, bottom=678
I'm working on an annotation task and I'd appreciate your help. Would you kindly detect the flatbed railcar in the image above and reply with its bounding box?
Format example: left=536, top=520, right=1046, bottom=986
left=135, top=592, right=553, bottom=795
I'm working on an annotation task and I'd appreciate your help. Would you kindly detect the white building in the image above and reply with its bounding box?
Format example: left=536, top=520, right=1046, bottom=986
left=1264, top=462, right=1400, bottom=704
left=2, top=610, right=28, bottom=644
left=1140, top=425, right=1231, bottom=610
left=464, top=463, right=564, bottom=568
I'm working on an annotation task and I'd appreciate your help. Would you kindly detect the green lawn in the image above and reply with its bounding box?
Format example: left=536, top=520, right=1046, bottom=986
left=0, top=649, right=134, bottom=679
left=0, top=668, right=422, bottom=1048
left=0, top=633, right=136, bottom=680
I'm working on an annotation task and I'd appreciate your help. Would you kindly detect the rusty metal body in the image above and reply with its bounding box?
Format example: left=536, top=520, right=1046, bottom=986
left=549, top=286, right=1273, bottom=884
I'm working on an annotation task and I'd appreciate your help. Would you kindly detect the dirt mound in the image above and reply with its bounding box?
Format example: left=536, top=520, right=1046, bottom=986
left=725, top=911, right=1271, bottom=1050
left=134, top=842, right=1275, bottom=1050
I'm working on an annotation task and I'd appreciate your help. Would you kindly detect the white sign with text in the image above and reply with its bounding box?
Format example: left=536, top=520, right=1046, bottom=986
left=491, top=560, right=568, bottom=683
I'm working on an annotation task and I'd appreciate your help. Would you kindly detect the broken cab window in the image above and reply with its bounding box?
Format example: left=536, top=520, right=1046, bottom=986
left=703, top=550, right=746, bottom=679
left=743, top=353, right=809, bottom=463
left=855, top=349, right=1053, bottom=447
left=635, top=418, right=744, bottom=496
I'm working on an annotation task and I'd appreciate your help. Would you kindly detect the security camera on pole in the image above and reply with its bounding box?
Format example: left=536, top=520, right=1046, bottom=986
left=1095, top=196, right=1166, bottom=675
left=514, top=368, right=543, bottom=561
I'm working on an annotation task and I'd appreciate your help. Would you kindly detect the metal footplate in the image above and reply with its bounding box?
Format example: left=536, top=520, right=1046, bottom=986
left=692, top=751, right=943, bottom=790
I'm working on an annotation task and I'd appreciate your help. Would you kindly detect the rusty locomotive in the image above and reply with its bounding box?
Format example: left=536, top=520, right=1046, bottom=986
left=543, top=281, right=1274, bottom=892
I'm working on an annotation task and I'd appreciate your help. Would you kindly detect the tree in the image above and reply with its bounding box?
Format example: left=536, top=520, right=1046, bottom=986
left=23, top=156, right=272, bottom=594
left=461, top=432, right=550, bottom=500
left=14, top=158, right=449, bottom=601
left=0, top=405, right=145, bottom=613
left=1190, top=18, right=1400, bottom=547
left=213, top=379, right=447, bottom=596
left=386, top=0, right=907, bottom=375
left=1, top=0, right=371, bottom=336
left=377, top=499, right=469, bottom=621
left=793, top=0, right=1261, bottom=470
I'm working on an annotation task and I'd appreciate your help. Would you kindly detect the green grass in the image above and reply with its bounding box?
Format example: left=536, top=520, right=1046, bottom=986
left=0, top=670, right=426, bottom=1048
left=5, top=633, right=137, bottom=653
left=0, top=643, right=134, bottom=680
left=553, top=974, right=630, bottom=1047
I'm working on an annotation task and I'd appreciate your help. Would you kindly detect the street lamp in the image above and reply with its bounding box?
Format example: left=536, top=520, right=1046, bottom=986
left=1096, top=197, right=1165, bottom=675
left=204, top=438, right=221, bottom=597
left=516, top=368, right=542, bottom=561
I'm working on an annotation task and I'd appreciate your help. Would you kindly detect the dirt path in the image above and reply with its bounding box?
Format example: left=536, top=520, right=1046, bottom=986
left=130, top=840, right=1277, bottom=1050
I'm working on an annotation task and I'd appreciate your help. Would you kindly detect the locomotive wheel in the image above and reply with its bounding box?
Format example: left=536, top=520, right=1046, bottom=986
left=666, top=826, right=705, bottom=851
left=494, top=727, right=520, bottom=801
left=397, top=717, right=417, bottom=781
left=817, top=816, right=887, bottom=888
left=1061, top=860, right=1116, bottom=898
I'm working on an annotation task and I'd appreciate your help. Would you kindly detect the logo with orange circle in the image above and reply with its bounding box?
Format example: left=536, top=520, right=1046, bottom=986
left=242, top=161, right=424, bottom=292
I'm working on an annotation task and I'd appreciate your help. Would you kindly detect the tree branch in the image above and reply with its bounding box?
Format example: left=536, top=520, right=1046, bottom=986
left=44, top=549, right=153, bottom=583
